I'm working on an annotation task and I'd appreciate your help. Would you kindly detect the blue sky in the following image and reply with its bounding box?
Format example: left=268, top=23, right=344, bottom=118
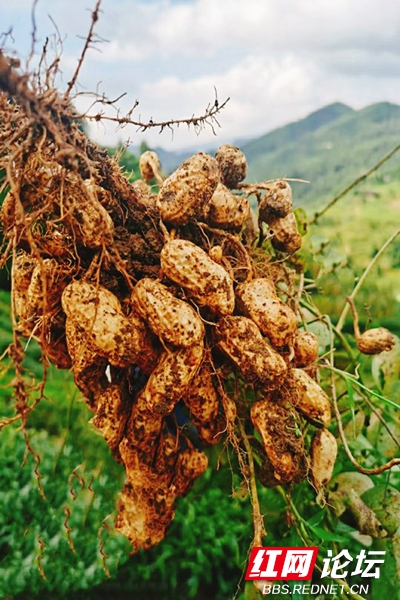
left=2, top=0, right=400, bottom=150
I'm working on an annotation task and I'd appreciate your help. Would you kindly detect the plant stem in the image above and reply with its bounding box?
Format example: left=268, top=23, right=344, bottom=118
left=237, top=418, right=266, bottom=546
left=310, top=144, right=400, bottom=224
left=336, top=228, right=400, bottom=333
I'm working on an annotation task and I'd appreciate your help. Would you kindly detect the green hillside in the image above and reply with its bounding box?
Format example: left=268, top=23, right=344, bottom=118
left=242, top=102, right=400, bottom=207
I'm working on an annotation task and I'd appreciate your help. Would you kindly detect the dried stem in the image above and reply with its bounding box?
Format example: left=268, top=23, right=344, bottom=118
left=310, top=143, right=400, bottom=224
left=336, top=227, right=400, bottom=333
left=346, top=296, right=361, bottom=339
left=237, top=418, right=266, bottom=547
left=79, top=95, right=230, bottom=134
left=330, top=371, right=400, bottom=475
left=64, top=0, right=102, bottom=98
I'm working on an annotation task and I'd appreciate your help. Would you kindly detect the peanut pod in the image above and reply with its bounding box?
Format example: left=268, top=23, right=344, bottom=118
left=90, top=384, right=131, bottom=451
left=132, top=278, right=204, bottom=348
left=251, top=399, right=306, bottom=484
left=214, top=144, right=247, bottom=189
left=62, top=280, right=148, bottom=368
left=206, top=183, right=249, bottom=229
left=215, top=316, right=287, bottom=390
left=157, top=152, right=219, bottom=225
left=161, top=239, right=235, bottom=316
left=289, top=369, right=332, bottom=426
left=269, top=212, right=302, bottom=254
left=236, top=278, right=297, bottom=346
left=310, top=428, right=337, bottom=491
left=142, top=342, right=204, bottom=415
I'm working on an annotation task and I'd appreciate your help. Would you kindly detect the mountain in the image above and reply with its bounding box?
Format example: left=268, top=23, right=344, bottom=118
left=242, top=102, right=400, bottom=206
left=242, top=102, right=353, bottom=162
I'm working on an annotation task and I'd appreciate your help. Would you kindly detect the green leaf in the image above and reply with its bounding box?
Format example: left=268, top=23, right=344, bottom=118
left=308, top=525, right=349, bottom=543
left=307, top=509, right=326, bottom=527
left=288, top=579, right=304, bottom=600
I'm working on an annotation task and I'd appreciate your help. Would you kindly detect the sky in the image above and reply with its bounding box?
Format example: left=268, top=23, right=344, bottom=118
left=2, top=0, right=400, bottom=151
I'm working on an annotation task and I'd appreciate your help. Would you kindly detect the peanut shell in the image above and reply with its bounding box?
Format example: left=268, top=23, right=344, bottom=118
left=157, top=152, right=219, bottom=225
left=125, top=389, right=164, bottom=451
left=171, top=447, right=209, bottom=497
left=251, top=399, right=306, bottom=484
left=90, top=384, right=130, bottom=451
left=132, top=278, right=204, bottom=348
left=65, top=178, right=114, bottom=248
left=161, top=239, right=234, bottom=316
left=259, top=180, right=292, bottom=221
left=215, top=316, right=287, bottom=390
left=293, top=330, right=319, bottom=367
left=215, top=144, right=247, bottom=189
left=236, top=279, right=297, bottom=346
left=139, top=150, right=161, bottom=183
left=310, top=428, right=337, bottom=490
left=290, top=369, right=332, bottom=426
left=206, top=183, right=249, bottom=229
left=357, top=328, right=395, bottom=355
left=62, top=280, right=145, bottom=368
left=269, top=212, right=302, bottom=254
left=183, top=362, right=220, bottom=423
left=143, top=343, right=204, bottom=415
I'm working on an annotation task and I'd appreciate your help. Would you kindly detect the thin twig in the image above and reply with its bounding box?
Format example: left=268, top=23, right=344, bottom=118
left=336, top=228, right=400, bottom=333
left=237, top=419, right=266, bottom=547
left=330, top=371, right=400, bottom=475
left=64, top=0, right=102, bottom=98
left=310, top=143, right=400, bottom=224
left=79, top=96, right=230, bottom=133
left=346, top=296, right=361, bottom=338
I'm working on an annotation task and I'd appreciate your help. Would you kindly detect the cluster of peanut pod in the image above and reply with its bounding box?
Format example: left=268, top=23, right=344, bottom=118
left=2, top=135, right=341, bottom=551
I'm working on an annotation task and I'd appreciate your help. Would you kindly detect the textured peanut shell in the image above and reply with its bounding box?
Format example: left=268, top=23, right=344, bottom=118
left=195, top=416, right=226, bottom=446
left=236, top=279, right=296, bottom=346
left=115, top=481, right=175, bottom=552
left=208, top=245, right=223, bottom=263
left=171, top=447, right=209, bottom=497
left=214, top=144, right=247, bottom=189
left=310, top=428, right=337, bottom=490
left=143, top=343, right=204, bottom=415
left=125, top=390, right=164, bottom=450
left=12, top=252, right=37, bottom=335
left=251, top=399, right=306, bottom=484
left=65, top=319, right=109, bottom=409
left=293, top=330, right=319, bottom=367
left=357, top=328, right=395, bottom=355
left=161, top=239, right=234, bottom=316
left=27, top=258, right=70, bottom=316
left=90, top=384, right=130, bottom=451
left=215, top=316, right=287, bottom=390
left=206, top=183, right=249, bottom=229
left=290, top=369, right=332, bottom=426
left=269, top=212, right=302, bottom=254
left=139, top=150, right=161, bottom=183
left=39, top=312, right=72, bottom=370
left=183, top=362, right=220, bottom=423
left=259, top=180, right=293, bottom=221
left=66, top=178, right=114, bottom=248
left=62, top=280, right=144, bottom=368
left=153, top=433, right=179, bottom=478
left=132, top=278, right=204, bottom=347
left=131, top=179, right=157, bottom=209
left=157, top=152, right=219, bottom=225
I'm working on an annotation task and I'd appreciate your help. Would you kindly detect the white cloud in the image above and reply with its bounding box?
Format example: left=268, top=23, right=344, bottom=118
left=3, top=0, right=400, bottom=150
